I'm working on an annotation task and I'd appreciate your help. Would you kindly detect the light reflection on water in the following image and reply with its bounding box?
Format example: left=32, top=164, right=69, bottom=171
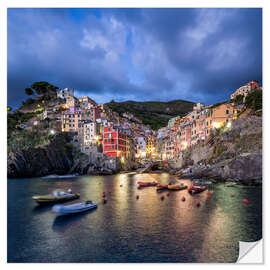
left=8, top=173, right=262, bottom=263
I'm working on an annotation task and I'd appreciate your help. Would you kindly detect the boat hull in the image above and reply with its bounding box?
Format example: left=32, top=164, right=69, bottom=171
left=188, top=186, right=206, bottom=194
left=32, top=193, right=80, bottom=205
left=168, top=184, right=188, bottom=190
left=137, top=181, right=157, bottom=187
left=52, top=203, right=97, bottom=216
left=156, top=184, right=168, bottom=191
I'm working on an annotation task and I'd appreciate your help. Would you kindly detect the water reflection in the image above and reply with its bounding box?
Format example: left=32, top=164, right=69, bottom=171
left=8, top=174, right=262, bottom=263
left=52, top=209, right=98, bottom=232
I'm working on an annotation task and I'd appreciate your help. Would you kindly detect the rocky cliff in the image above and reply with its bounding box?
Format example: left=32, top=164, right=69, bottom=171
left=172, top=116, right=262, bottom=183
left=8, top=133, right=136, bottom=178
left=8, top=133, right=74, bottom=178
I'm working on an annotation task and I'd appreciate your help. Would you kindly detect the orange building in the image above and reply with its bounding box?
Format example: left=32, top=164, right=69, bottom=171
left=204, top=103, right=234, bottom=136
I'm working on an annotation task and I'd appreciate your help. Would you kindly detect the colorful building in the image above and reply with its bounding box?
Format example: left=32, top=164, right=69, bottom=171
left=78, top=96, right=97, bottom=109
left=102, top=125, right=130, bottom=158
left=61, top=107, right=100, bottom=132
left=135, top=136, right=146, bottom=158
left=146, top=135, right=157, bottom=159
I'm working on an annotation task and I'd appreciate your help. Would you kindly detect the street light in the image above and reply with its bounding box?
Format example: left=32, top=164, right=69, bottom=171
left=181, top=141, right=188, bottom=149
left=212, top=122, right=222, bottom=129
left=50, top=129, right=55, bottom=135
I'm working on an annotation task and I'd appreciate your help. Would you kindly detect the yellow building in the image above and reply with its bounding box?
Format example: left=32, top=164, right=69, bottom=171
left=204, top=103, right=234, bottom=135
left=146, top=136, right=157, bottom=158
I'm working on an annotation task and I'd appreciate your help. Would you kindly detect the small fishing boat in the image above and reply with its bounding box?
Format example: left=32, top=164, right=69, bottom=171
left=137, top=181, right=158, bottom=187
left=168, top=183, right=188, bottom=190
left=156, top=184, right=168, bottom=191
left=52, top=201, right=97, bottom=216
left=32, top=189, right=80, bottom=205
left=188, top=185, right=207, bottom=194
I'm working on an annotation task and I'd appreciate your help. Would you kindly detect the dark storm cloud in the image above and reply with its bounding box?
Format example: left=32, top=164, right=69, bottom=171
left=8, top=8, right=262, bottom=108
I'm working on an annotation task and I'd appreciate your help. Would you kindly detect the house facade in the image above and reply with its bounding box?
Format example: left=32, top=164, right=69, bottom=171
left=57, top=88, right=74, bottom=99
left=102, top=125, right=130, bottom=158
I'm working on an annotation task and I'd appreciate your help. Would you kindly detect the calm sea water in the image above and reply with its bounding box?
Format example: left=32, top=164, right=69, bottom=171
left=8, top=173, right=262, bottom=263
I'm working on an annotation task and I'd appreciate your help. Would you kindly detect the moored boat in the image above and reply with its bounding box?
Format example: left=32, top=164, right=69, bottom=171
left=32, top=189, right=80, bottom=205
left=188, top=185, right=207, bottom=194
left=167, top=183, right=188, bottom=190
left=52, top=201, right=97, bottom=216
left=137, top=181, right=158, bottom=187
left=156, top=184, right=168, bottom=191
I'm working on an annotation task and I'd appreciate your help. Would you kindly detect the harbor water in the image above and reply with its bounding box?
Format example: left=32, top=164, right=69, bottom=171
left=8, top=173, right=262, bottom=263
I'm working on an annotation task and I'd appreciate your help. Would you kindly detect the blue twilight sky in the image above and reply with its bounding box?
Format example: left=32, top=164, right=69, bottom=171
left=7, top=8, right=262, bottom=109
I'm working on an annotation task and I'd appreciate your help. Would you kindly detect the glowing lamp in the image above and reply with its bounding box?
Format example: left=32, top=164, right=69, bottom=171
left=212, top=122, right=222, bottom=129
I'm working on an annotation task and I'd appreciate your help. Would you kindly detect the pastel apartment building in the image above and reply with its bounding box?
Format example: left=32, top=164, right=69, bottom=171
left=66, top=96, right=79, bottom=109
left=135, top=136, right=146, bottom=158
left=78, top=96, right=97, bottom=110
left=146, top=136, right=157, bottom=158
left=61, top=107, right=101, bottom=132
left=78, top=121, right=102, bottom=154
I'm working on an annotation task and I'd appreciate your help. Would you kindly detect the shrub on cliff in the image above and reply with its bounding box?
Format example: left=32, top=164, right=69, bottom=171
left=233, top=94, right=244, bottom=105
left=245, top=89, right=262, bottom=112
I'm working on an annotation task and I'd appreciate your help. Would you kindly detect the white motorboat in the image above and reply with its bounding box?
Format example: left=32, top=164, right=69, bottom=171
left=52, top=201, right=97, bottom=216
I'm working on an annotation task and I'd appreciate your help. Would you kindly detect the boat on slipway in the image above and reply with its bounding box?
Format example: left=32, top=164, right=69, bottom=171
left=52, top=201, right=97, bottom=216
left=32, top=189, right=80, bottom=205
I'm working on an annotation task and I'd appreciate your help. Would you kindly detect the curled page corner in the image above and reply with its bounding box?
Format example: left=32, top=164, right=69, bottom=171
left=237, top=239, right=263, bottom=263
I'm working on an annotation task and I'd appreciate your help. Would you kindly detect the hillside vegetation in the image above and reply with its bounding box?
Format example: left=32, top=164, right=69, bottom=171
left=106, top=99, right=195, bottom=130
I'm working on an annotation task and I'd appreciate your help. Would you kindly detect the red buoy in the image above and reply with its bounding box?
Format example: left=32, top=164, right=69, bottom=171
left=242, top=199, right=249, bottom=204
left=136, top=195, right=139, bottom=200
left=103, top=199, right=107, bottom=204
left=196, top=202, right=201, bottom=207
left=231, top=194, right=235, bottom=198
left=181, top=196, right=186, bottom=202
left=161, top=195, right=165, bottom=200
left=207, top=191, right=212, bottom=196
left=167, top=192, right=170, bottom=196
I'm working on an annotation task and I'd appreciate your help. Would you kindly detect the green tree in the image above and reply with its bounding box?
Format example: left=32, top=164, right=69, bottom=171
left=233, top=94, right=244, bottom=105
left=25, top=88, right=34, bottom=96
left=25, top=98, right=35, bottom=105
left=245, top=89, right=262, bottom=111
left=31, top=81, right=59, bottom=95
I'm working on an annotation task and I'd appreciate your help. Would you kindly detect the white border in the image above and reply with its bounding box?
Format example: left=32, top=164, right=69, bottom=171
left=1, top=0, right=269, bottom=269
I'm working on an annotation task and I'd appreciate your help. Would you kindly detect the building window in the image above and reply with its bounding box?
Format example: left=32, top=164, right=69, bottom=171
left=226, top=109, right=229, bottom=114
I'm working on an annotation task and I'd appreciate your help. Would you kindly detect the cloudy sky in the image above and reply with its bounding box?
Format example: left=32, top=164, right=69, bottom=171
left=8, top=8, right=262, bottom=108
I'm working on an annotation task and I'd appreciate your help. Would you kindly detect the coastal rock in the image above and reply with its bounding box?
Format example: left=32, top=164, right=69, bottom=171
left=8, top=133, right=74, bottom=178
left=176, top=117, right=262, bottom=183
left=181, top=154, right=262, bottom=183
